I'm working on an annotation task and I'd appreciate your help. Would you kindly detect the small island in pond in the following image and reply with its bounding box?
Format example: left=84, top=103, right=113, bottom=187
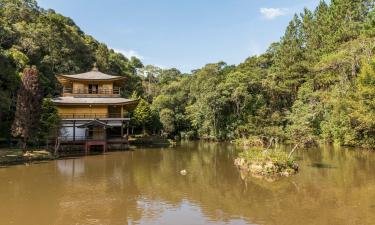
left=235, top=147, right=299, bottom=178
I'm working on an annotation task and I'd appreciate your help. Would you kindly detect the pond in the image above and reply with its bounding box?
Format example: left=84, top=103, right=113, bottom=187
left=0, top=141, right=375, bottom=225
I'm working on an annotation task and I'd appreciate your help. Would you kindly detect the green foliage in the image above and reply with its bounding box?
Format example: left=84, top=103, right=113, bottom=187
left=144, top=0, right=375, bottom=149
left=133, top=99, right=152, bottom=134
left=1, top=0, right=375, bottom=150
left=11, top=66, right=42, bottom=148
left=0, top=0, right=143, bottom=140
left=0, top=48, right=19, bottom=139
left=150, top=73, right=191, bottom=138
left=286, top=82, right=322, bottom=145
left=350, top=60, right=375, bottom=147
left=237, top=148, right=298, bottom=176
left=159, top=108, right=175, bottom=134
left=38, top=97, right=60, bottom=144
left=6, top=47, right=29, bottom=70
left=239, top=148, right=295, bottom=168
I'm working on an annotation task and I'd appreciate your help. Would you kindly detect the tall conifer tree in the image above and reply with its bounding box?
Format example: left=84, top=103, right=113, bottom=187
left=11, top=66, right=42, bottom=149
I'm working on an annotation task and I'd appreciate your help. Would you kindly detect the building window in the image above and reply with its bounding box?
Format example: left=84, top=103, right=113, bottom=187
left=88, top=84, right=98, bottom=94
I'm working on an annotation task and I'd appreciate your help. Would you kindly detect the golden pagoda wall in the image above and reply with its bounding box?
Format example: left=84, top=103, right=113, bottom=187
left=58, top=105, right=108, bottom=116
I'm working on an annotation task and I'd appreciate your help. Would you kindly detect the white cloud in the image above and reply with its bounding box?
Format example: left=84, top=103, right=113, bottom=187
left=260, top=8, right=288, bottom=20
left=114, top=49, right=144, bottom=60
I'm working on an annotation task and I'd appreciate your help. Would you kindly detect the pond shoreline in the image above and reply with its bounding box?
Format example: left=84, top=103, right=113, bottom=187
left=0, top=149, right=135, bottom=167
left=0, top=149, right=57, bottom=166
left=0, top=136, right=176, bottom=166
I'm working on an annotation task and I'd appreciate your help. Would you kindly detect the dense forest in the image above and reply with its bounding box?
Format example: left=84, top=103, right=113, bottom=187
left=1, top=0, right=375, bottom=149
left=0, top=0, right=144, bottom=141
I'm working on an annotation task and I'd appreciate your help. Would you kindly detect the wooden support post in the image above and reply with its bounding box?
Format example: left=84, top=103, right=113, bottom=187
left=73, top=120, right=76, bottom=142
left=104, top=127, right=107, bottom=153
left=121, top=122, right=124, bottom=137
left=85, top=142, right=89, bottom=154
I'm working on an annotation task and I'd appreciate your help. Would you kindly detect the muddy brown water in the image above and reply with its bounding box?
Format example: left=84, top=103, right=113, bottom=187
left=0, top=141, right=375, bottom=225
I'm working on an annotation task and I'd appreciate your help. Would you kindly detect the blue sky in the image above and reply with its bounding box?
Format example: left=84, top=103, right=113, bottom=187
left=37, top=0, right=321, bottom=72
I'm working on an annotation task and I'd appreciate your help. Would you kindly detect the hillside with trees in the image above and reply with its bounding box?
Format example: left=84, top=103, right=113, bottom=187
left=139, top=0, right=375, bottom=148
left=1, top=0, right=375, bottom=149
left=0, top=0, right=143, bottom=142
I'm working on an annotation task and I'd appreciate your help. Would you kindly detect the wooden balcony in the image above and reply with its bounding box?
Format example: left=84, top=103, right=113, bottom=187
left=60, top=113, right=122, bottom=119
left=63, top=87, right=121, bottom=97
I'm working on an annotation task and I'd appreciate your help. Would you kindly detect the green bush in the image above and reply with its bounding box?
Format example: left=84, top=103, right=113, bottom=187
left=237, top=148, right=298, bottom=176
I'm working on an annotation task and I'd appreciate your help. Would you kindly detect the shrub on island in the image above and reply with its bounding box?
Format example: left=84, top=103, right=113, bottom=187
left=234, top=147, right=299, bottom=178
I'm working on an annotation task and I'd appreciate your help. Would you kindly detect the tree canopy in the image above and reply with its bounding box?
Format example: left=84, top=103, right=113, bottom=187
left=1, top=0, right=375, bottom=149
left=135, top=0, right=375, bottom=148
left=0, top=0, right=143, bottom=140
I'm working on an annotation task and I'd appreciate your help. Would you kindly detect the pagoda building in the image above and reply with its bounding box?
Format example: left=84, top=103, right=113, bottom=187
left=52, top=64, right=139, bottom=152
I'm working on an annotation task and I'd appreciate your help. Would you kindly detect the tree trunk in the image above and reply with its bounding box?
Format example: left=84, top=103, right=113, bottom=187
left=264, top=137, right=274, bottom=153
left=288, top=143, right=299, bottom=159
left=54, top=137, right=60, bottom=155
left=21, top=138, right=27, bottom=152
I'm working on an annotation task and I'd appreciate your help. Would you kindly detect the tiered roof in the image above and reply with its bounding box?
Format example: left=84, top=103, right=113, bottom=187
left=52, top=97, right=138, bottom=106
left=52, top=64, right=138, bottom=108
left=56, top=64, right=126, bottom=82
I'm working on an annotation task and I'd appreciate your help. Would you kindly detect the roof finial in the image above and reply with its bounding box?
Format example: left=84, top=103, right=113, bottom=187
left=92, top=62, right=98, bottom=71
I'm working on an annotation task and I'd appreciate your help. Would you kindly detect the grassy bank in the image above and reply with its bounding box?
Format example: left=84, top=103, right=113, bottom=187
left=0, top=149, right=56, bottom=165
left=129, top=135, right=175, bottom=147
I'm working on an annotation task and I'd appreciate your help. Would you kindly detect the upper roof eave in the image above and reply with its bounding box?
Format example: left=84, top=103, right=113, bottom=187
left=56, top=64, right=126, bottom=82
left=56, top=74, right=126, bottom=82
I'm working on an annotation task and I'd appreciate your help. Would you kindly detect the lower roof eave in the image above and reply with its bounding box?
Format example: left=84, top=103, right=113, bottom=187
left=54, top=102, right=138, bottom=106
left=51, top=97, right=139, bottom=106
left=61, top=118, right=131, bottom=121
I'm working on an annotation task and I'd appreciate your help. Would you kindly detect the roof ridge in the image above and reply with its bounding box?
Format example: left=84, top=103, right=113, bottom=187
left=57, top=70, right=125, bottom=81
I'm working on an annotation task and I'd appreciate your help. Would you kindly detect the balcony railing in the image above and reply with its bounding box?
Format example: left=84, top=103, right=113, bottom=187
left=60, top=113, right=122, bottom=119
left=59, top=135, right=128, bottom=142
left=63, top=87, right=121, bottom=95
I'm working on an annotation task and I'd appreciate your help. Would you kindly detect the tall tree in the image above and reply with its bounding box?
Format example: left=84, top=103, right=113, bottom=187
left=133, top=99, right=152, bottom=135
left=272, top=15, right=307, bottom=104
left=11, top=66, right=42, bottom=149
left=38, top=97, right=60, bottom=147
left=351, top=59, right=375, bottom=147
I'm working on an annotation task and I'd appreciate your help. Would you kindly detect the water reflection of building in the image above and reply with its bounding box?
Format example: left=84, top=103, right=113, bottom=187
left=57, top=159, right=85, bottom=177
